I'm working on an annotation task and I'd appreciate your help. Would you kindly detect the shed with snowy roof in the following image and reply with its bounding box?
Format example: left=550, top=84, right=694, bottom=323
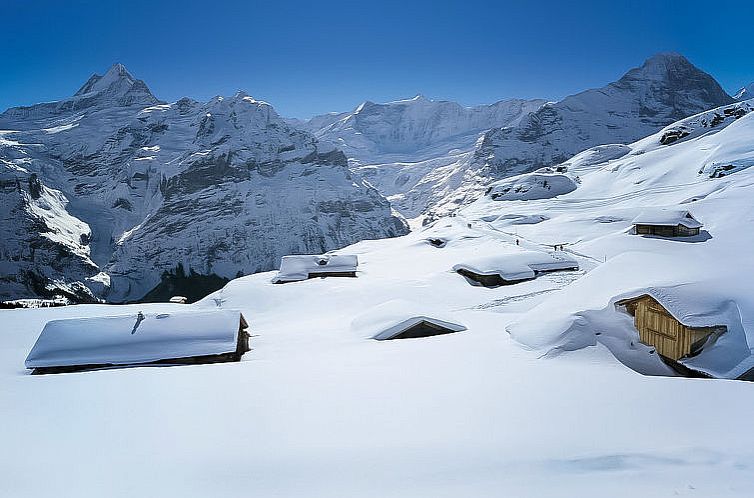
left=25, top=309, right=250, bottom=374
left=352, top=300, right=467, bottom=341
left=273, top=254, right=358, bottom=283
left=632, top=209, right=702, bottom=237
left=452, top=251, right=578, bottom=288
left=616, top=293, right=725, bottom=363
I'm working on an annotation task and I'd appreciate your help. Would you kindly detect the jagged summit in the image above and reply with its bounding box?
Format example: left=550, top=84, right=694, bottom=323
left=75, top=63, right=135, bottom=96
left=614, top=53, right=731, bottom=102
left=70, top=62, right=159, bottom=107
left=0, top=63, right=160, bottom=122
left=735, top=83, right=754, bottom=101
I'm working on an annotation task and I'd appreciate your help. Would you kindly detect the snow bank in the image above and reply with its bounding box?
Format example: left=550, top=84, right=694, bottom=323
left=350, top=299, right=466, bottom=340
left=486, top=172, right=577, bottom=201
left=25, top=309, right=245, bottom=368
left=507, top=252, right=754, bottom=378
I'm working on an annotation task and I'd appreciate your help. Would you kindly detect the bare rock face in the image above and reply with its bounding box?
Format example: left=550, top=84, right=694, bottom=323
left=0, top=65, right=407, bottom=303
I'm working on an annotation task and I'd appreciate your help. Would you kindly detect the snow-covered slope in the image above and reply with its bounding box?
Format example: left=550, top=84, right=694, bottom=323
left=302, top=96, right=546, bottom=218
left=462, top=99, right=754, bottom=377
left=3, top=96, right=754, bottom=497
left=0, top=65, right=407, bottom=302
left=421, top=53, right=735, bottom=220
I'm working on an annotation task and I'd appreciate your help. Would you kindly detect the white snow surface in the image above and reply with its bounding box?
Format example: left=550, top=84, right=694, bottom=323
left=25, top=309, right=244, bottom=368
left=486, top=171, right=578, bottom=201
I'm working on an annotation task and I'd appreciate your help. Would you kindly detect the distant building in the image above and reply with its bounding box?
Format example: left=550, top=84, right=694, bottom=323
left=632, top=209, right=702, bottom=237
left=25, top=310, right=250, bottom=374
left=273, top=254, right=358, bottom=283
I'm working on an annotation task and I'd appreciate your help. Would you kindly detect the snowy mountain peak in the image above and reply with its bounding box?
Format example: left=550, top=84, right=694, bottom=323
left=75, top=62, right=135, bottom=95
left=616, top=52, right=726, bottom=91
left=735, top=83, right=754, bottom=101
left=391, top=94, right=428, bottom=104
left=68, top=63, right=159, bottom=107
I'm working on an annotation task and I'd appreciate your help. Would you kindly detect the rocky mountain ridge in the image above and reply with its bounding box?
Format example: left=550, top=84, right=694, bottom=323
left=0, top=64, right=407, bottom=303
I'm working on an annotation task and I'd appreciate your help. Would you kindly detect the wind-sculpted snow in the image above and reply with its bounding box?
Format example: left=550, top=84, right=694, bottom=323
left=0, top=65, right=407, bottom=302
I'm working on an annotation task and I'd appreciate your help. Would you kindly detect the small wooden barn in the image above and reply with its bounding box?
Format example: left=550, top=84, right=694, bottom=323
left=632, top=209, right=702, bottom=237
left=25, top=309, right=250, bottom=374
left=616, top=294, right=724, bottom=361
left=273, top=254, right=358, bottom=283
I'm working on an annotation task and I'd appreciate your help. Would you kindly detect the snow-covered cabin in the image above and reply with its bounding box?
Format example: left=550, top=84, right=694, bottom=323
left=452, top=251, right=579, bottom=288
left=25, top=309, right=250, bottom=374
left=273, top=254, right=358, bottom=283
left=616, top=294, right=725, bottom=365
left=632, top=209, right=702, bottom=237
left=352, top=300, right=467, bottom=340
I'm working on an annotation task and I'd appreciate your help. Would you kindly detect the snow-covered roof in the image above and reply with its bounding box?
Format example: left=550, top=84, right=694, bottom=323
left=617, top=285, right=730, bottom=329
left=25, top=309, right=247, bottom=369
left=274, top=254, right=358, bottom=283
left=632, top=209, right=702, bottom=228
left=351, top=300, right=466, bottom=341
left=452, top=251, right=578, bottom=281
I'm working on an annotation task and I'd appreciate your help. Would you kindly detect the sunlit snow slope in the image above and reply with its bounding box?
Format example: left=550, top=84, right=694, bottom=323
left=3, top=99, right=754, bottom=497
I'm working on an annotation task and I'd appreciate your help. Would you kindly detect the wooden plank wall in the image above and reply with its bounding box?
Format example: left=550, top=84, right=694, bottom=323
left=634, top=296, right=711, bottom=361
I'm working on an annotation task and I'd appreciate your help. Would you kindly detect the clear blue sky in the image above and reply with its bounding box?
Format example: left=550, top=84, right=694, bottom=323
left=3, top=0, right=753, bottom=118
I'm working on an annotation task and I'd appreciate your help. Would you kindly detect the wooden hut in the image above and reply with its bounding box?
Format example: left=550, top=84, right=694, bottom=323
left=631, top=209, right=702, bottom=237
left=273, top=254, right=358, bottom=283
left=616, top=294, right=724, bottom=361
left=25, top=310, right=250, bottom=374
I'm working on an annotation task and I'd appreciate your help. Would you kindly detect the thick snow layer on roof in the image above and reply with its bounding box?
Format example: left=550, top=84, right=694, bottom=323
left=351, top=299, right=466, bottom=340
left=274, top=254, right=358, bottom=282
left=452, top=251, right=578, bottom=281
left=25, top=309, right=244, bottom=368
left=632, top=209, right=702, bottom=228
